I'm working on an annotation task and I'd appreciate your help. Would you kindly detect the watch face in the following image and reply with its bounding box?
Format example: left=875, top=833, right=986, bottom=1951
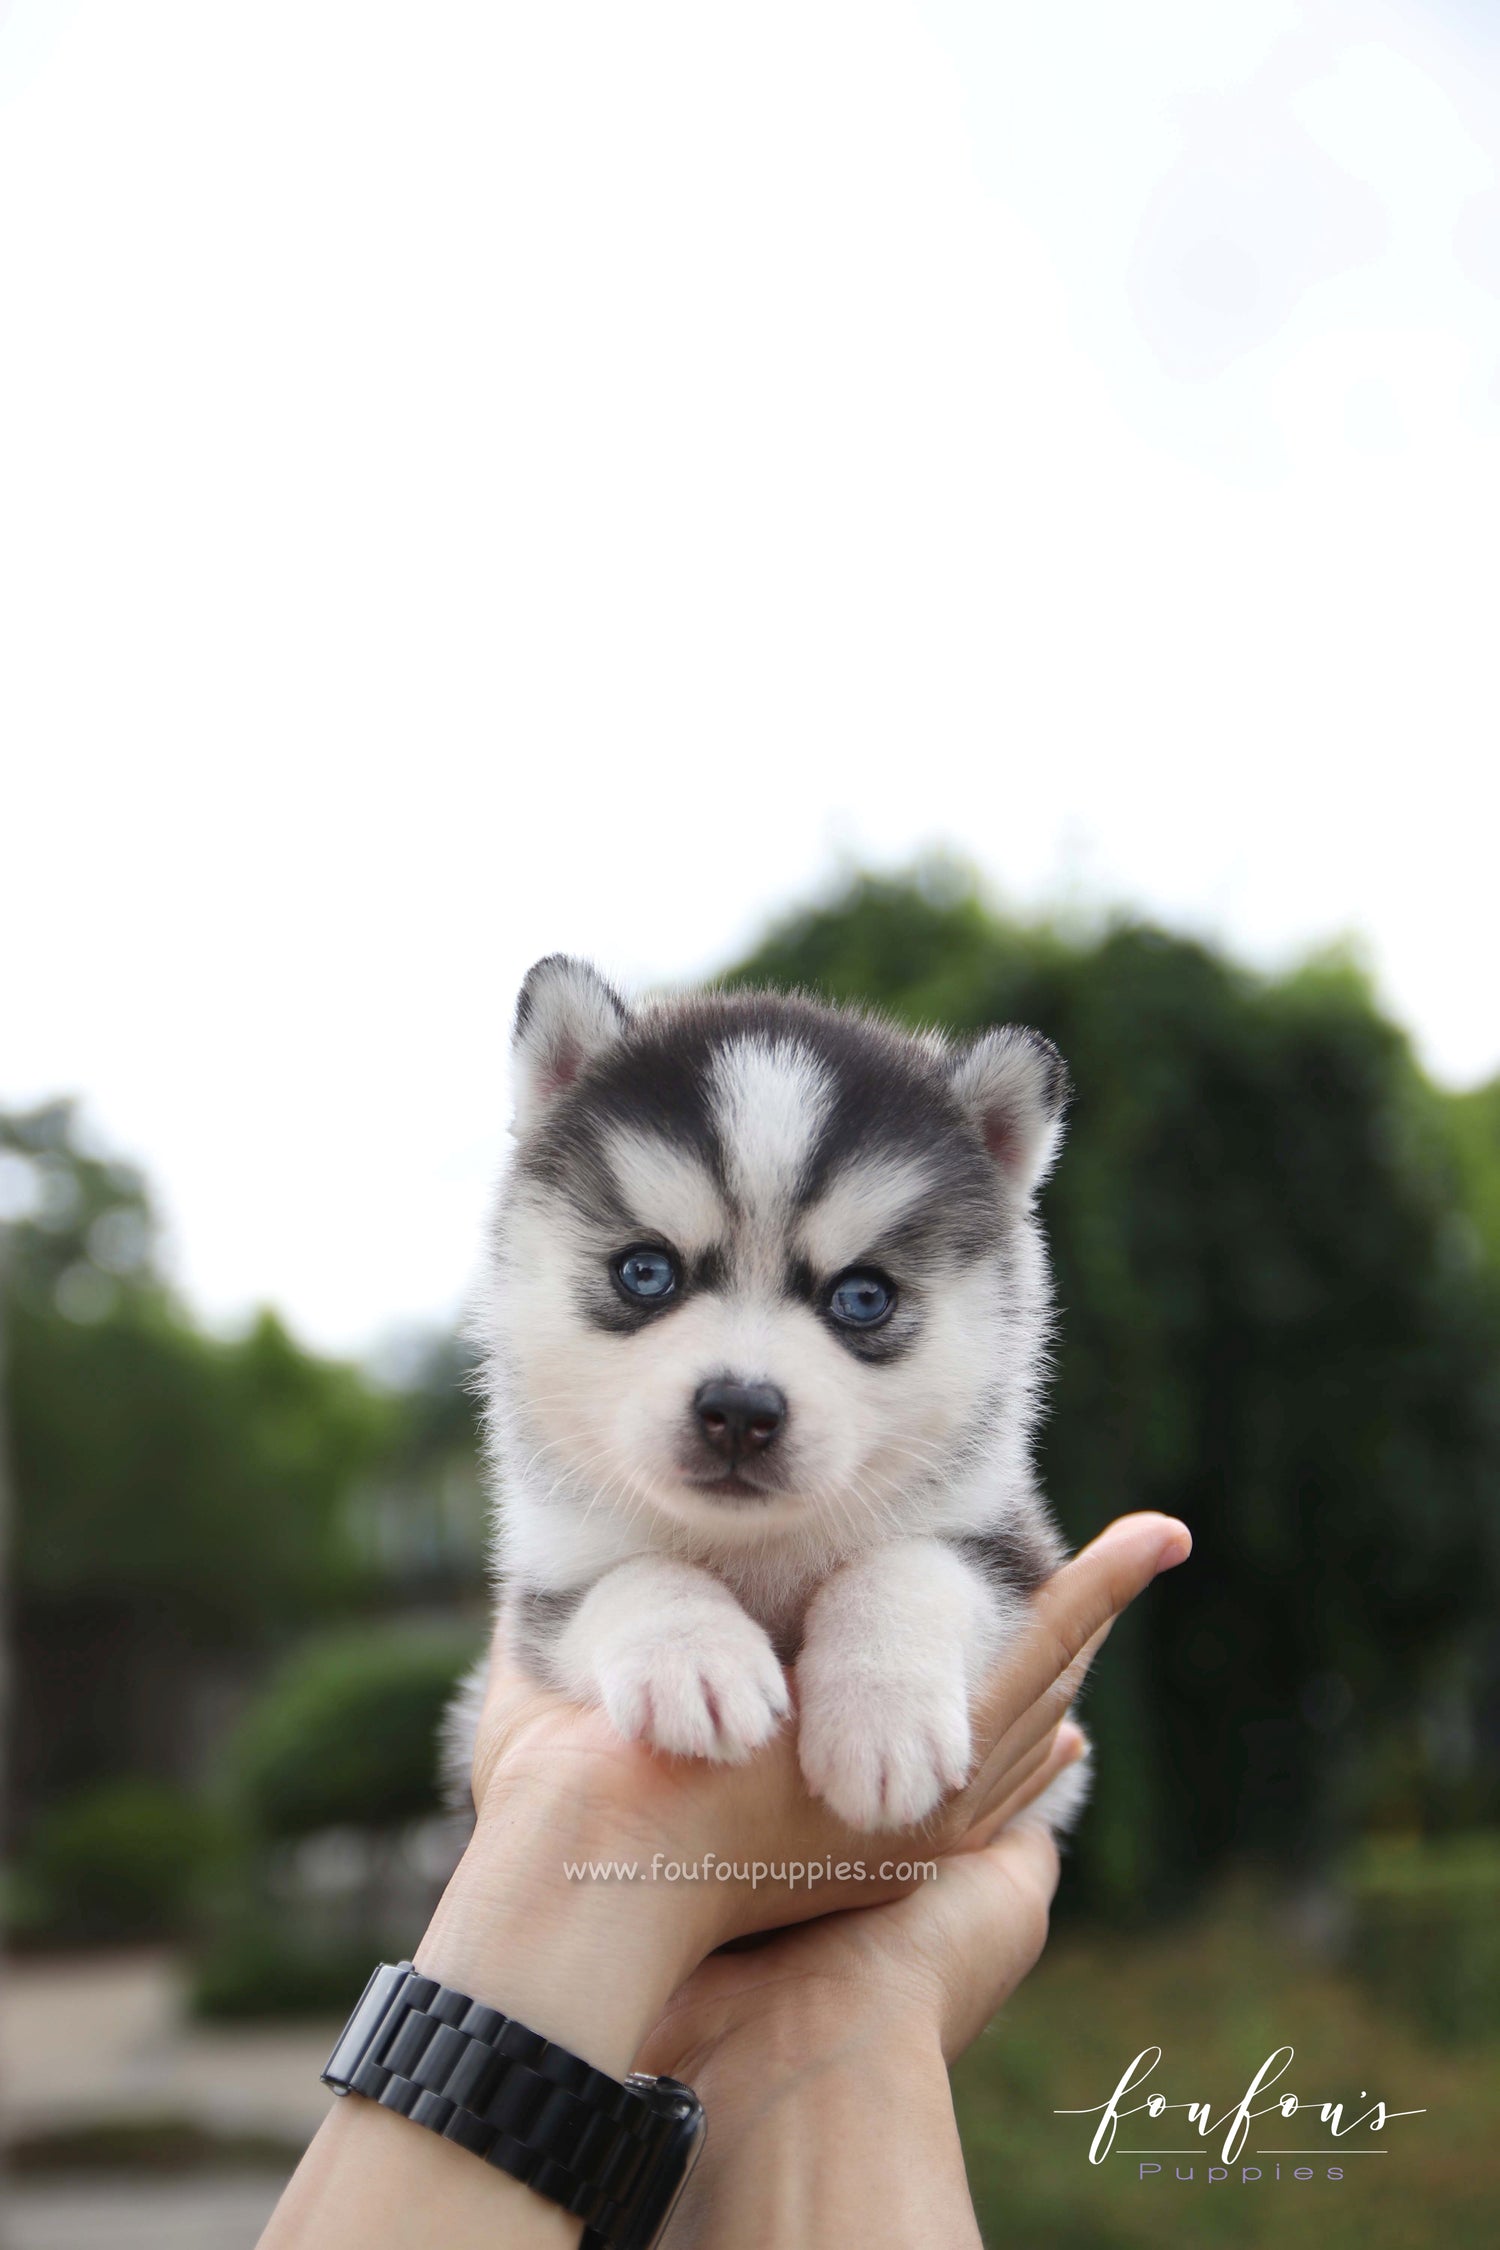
left=623, top=2077, right=707, bottom=2250
left=647, top=2137, right=705, bottom=2246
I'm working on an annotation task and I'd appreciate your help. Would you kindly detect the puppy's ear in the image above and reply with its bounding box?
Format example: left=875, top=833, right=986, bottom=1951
left=511, top=955, right=630, bottom=1132
left=948, top=1026, right=1070, bottom=1195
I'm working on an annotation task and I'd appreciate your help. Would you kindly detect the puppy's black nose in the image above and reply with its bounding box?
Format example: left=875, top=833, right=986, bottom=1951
left=694, top=1379, right=786, bottom=1461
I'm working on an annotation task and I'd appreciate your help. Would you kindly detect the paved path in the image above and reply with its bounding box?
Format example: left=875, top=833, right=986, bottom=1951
left=2, top=1951, right=341, bottom=2246
left=2, top=1952, right=337, bottom=2144
left=6, top=2172, right=289, bottom=2250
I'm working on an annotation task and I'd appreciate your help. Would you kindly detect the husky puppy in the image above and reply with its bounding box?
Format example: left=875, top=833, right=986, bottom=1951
left=451, top=955, right=1086, bottom=1834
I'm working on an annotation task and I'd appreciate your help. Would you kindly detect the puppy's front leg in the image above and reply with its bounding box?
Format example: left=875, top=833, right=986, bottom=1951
left=547, top=1556, right=791, bottom=1765
left=796, top=1538, right=1011, bottom=1831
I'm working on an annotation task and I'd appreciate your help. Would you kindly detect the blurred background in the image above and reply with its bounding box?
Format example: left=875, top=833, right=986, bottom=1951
left=3, top=2, right=1499, bottom=2246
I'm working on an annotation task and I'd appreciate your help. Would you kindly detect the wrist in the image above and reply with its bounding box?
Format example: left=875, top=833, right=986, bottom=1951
left=657, top=1988, right=971, bottom=2250
left=655, top=1962, right=942, bottom=2098
left=741, top=1983, right=942, bottom=2087
left=415, top=1778, right=717, bottom=2079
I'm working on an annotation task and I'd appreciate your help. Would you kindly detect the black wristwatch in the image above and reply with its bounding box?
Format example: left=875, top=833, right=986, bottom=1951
left=321, top=1961, right=705, bottom=2249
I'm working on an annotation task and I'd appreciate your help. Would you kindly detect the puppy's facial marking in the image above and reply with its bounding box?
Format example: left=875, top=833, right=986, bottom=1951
left=482, top=979, right=1068, bottom=1567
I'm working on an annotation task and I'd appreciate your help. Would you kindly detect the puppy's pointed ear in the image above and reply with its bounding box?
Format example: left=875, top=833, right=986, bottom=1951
left=948, top=1026, right=1070, bottom=1196
left=511, top=955, right=630, bottom=1132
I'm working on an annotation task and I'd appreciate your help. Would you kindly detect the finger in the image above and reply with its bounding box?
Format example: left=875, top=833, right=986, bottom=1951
left=961, top=1618, right=1106, bottom=1821
left=959, top=1723, right=1087, bottom=1852
left=958, top=1513, right=1187, bottom=1823
left=950, top=1724, right=1066, bottom=1849
left=986, top=1512, right=1190, bottom=1726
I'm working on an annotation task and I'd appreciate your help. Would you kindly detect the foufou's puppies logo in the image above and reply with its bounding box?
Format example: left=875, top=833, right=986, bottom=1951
left=1056, top=2046, right=1425, bottom=2184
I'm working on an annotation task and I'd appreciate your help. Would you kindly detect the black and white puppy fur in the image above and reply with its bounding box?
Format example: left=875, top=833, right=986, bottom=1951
left=447, top=955, right=1088, bottom=1836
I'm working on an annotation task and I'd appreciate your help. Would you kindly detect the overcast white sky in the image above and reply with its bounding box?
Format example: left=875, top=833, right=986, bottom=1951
left=3, top=0, right=1498, bottom=1356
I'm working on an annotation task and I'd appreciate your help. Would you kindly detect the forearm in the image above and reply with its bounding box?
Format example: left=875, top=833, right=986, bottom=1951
left=260, top=2092, right=582, bottom=2250
left=667, top=1996, right=982, bottom=2250
left=259, top=1787, right=711, bottom=2250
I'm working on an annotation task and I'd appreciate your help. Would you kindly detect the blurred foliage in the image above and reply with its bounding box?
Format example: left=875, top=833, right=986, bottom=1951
left=358, top=1330, right=488, bottom=1590
left=723, top=865, right=1500, bottom=1912
left=230, top=1620, right=480, bottom=1838
left=1349, top=1832, right=1500, bottom=2046
left=13, top=1304, right=388, bottom=1622
left=1445, top=1074, right=1500, bottom=1274
left=183, top=1620, right=478, bottom=2016
left=1, top=1098, right=486, bottom=1861
left=9, top=2115, right=306, bottom=2176
left=0, top=1099, right=161, bottom=1308
left=7, top=1778, right=232, bottom=1946
left=191, top=1913, right=391, bottom=2021
left=4, top=1101, right=394, bottom=1632
left=954, top=1884, right=1500, bottom=2250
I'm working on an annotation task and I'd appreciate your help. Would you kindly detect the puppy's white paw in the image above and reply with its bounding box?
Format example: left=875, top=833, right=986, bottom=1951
left=596, top=1610, right=790, bottom=1764
left=796, top=1659, right=973, bottom=1831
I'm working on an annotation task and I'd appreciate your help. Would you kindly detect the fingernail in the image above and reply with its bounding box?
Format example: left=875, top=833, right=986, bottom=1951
left=1057, top=1723, right=1087, bottom=1763
left=1154, top=1523, right=1192, bottom=1574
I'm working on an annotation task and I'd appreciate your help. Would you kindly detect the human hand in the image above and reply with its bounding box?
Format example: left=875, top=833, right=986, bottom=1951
left=637, top=1717, right=1084, bottom=2086
left=417, top=1513, right=1189, bottom=2074
left=625, top=1730, right=1085, bottom=2250
left=268, top=1519, right=1187, bottom=2250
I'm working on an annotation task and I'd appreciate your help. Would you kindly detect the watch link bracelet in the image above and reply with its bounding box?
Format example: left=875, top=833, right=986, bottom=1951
left=321, top=1961, right=705, bottom=2249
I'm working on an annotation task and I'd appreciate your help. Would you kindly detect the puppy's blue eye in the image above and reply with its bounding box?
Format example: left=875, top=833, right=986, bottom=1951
left=614, top=1247, right=678, bottom=1302
left=828, top=1268, right=895, bottom=1327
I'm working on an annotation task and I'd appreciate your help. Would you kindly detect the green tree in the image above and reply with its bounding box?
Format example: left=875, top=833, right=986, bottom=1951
left=1444, top=1074, right=1500, bottom=1276
left=723, top=869, right=1500, bottom=1911
left=2, top=1103, right=395, bottom=1822
left=231, top=1621, right=478, bottom=1838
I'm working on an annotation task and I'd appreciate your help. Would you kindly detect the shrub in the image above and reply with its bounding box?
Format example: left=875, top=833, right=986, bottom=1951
left=10, top=2116, right=303, bottom=2175
left=10, top=1778, right=230, bottom=1944
left=190, top=1912, right=383, bottom=2021
left=231, top=1621, right=481, bottom=1838
left=1348, top=1832, right=1500, bottom=2045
